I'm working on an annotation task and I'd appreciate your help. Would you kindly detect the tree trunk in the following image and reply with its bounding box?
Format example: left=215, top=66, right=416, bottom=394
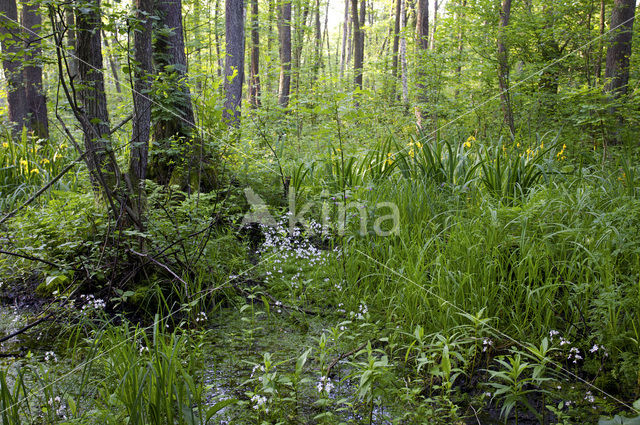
left=278, top=0, right=292, bottom=107
left=497, top=0, right=515, bottom=137
left=129, top=0, right=154, bottom=189
left=340, top=0, right=349, bottom=77
left=430, top=0, right=438, bottom=50
left=65, top=6, right=78, bottom=80
left=399, top=0, right=407, bottom=104
left=292, top=0, right=310, bottom=96
left=351, top=0, right=363, bottom=90
left=391, top=0, right=401, bottom=99
left=415, top=0, right=428, bottom=122
left=455, top=0, right=466, bottom=97
left=595, top=0, right=605, bottom=82
left=102, top=29, right=122, bottom=93
left=21, top=0, right=49, bottom=139
left=604, top=0, right=636, bottom=98
left=223, top=0, right=245, bottom=125
left=151, top=0, right=196, bottom=183
left=75, top=0, right=119, bottom=192
left=249, top=0, right=260, bottom=108
left=312, top=0, right=322, bottom=83
left=0, top=0, right=27, bottom=131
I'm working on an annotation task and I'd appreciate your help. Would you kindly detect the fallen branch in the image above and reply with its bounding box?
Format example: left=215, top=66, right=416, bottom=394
left=0, top=249, right=71, bottom=270
left=0, top=312, right=54, bottom=344
left=326, top=341, right=368, bottom=377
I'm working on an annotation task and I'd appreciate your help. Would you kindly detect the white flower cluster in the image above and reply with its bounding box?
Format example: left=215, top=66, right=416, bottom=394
left=195, top=312, right=207, bottom=323
left=79, top=294, right=106, bottom=314
left=44, top=351, right=57, bottom=363
left=350, top=303, right=368, bottom=320
left=316, top=376, right=335, bottom=394
left=482, top=338, right=493, bottom=352
left=589, top=344, right=608, bottom=357
left=47, top=396, right=67, bottom=418
left=250, top=364, right=265, bottom=378
left=251, top=394, right=268, bottom=412
left=568, top=347, right=582, bottom=363
left=584, top=390, right=595, bottom=403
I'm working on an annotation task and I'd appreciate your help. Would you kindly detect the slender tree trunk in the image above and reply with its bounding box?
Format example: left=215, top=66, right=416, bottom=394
left=399, top=0, right=407, bottom=104
left=497, top=0, right=515, bottom=137
left=278, top=0, right=292, bottom=107
left=21, top=0, right=49, bottom=138
left=151, top=0, right=196, bottom=183
left=214, top=0, right=223, bottom=78
left=65, top=6, right=78, bottom=79
left=129, top=0, right=154, bottom=188
left=430, top=0, right=438, bottom=50
left=267, top=0, right=275, bottom=93
left=223, top=0, right=245, bottom=125
left=455, top=0, right=466, bottom=97
left=102, top=30, right=122, bottom=93
left=351, top=0, right=363, bottom=90
left=249, top=0, right=261, bottom=107
left=292, top=0, right=310, bottom=96
left=0, top=0, right=27, bottom=131
left=415, top=0, right=428, bottom=123
left=595, top=0, right=605, bottom=82
left=391, top=0, right=401, bottom=99
left=340, top=0, right=349, bottom=77
left=312, top=0, right=322, bottom=83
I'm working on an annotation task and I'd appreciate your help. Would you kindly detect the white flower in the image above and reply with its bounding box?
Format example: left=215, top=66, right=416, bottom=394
left=251, top=394, right=267, bottom=410
left=44, top=351, right=58, bottom=363
left=316, top=376, right=335, bottom=394
left=584, top=391, right=595, bottom=403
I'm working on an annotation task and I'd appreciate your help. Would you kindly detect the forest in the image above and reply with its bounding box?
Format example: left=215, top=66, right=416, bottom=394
left=0, top=0, right=640, bottom=423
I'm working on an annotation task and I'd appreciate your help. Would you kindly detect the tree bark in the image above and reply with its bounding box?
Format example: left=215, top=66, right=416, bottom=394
left=415, top=0, right=428, bottom=119
left=102, top=29, right=122, bottom=93
left=278, top=0, right=292, bottom=107
left=223, top=0, right=245, bottom=125
left=595, top=0, right=605, bottom=82
left=391, top=0, right=401, bottom=99
left=497, top=0, right=515, bottom=137
left=0, top=0, right=27, bottom=131
left=75, top=0, right=119, bottom=190
left=604, top=0, right=636, bottom=98
left=21, top=0, right=49, bottom=139
left=249, top=0, right=261, bottom=108
left=129, top=0, right=154, bottom=188
left=399, top=0, right=407, bottom=104
left=340, top=0, right=349, bottom=77
left=151, top=0, right=196, bottom=183
left=430, top=0, right=438, bottom=50
left=351, top=0, right=363, bottom=90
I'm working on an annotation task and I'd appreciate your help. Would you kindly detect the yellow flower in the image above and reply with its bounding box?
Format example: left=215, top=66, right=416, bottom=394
left=516, top=142, right=521, bottom=148
left=1, top=142, right=8, bottom=149
left=41, top=158, right=50, bottom=165
left=19, top=158, right=28, bottom=168
left=464, top=141, right=472, bottom=148
left=408, top=149, right=414, bottom=158
left=30, top=168, right=39, bottom=174
left=540, top=142, right=544, bottom=149
left=466, top=135, right=476, bottom=143
left=416, top=142, right=423, bottom=149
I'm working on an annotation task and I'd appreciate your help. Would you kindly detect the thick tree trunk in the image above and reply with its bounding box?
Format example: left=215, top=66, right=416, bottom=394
left=351, top=0, right=363, bottom=90
left=604, top=0, right=636, bottom=98
left=278, top=0, right=292, bottom=107
left=75, top=0, right=119, bottom=190
left=223, top=0, right=245, bottom=125
left=249, top=0, right=261, bottom=108
left=0, top=0, right=27, bottom=131
left=129, top=0, right=154, bottom=188
left=65, top=6, right=78, bottom=79
left=497, top=0, right=515, bottom=137
left=151, top=0, right=196, bottom=183
left=21, top=0, right=49, bottom=139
